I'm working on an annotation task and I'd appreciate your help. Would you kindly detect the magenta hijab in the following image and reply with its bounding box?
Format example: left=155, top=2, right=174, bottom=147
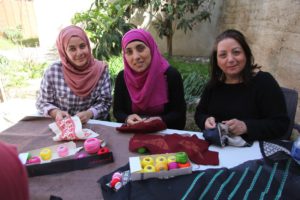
left=56, top=25, right=106, bottom=97
left=122, top=29, right=169, bottom=115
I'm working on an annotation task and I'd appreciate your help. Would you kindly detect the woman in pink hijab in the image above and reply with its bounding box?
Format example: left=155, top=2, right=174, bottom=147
left=113, top=29, right=186, bottom=130
left=36, top=25, right=112, bottom=123
left=0, top=141, right=29, bottom=200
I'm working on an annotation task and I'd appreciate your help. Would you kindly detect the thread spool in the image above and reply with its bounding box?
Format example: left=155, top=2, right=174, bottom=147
left=137, top=147, right=147, bottom=154
left=26, top=156, right=41, bottom=164
left=168, top=162, right=178, bottom=170
left=84, top=138, right=100, bottom=154
left=57, top=145, right=69, bottom=157
left=143, top=164, right=156, bottom=173
left=97, top=147, right=110, bottom=155
left=178, top=161, right=191, bottom=168
left=175, top=152, right=188, bottom=164
left=167, top=156, right=176, bottom=163
left=112, top=172, right=123, bottom=181
left=40, top=148, right=52, bottom=161
left=155, top=162, right=168, bottom=172
left=155, top=156, right=167, bottom=165
left=110, top=177, right=121, bottom=188
left=141, top=156, right=154, bottom=168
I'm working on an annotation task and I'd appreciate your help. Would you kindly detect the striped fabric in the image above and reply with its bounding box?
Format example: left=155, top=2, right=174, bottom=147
left=99, top=145, right=300, bottom=200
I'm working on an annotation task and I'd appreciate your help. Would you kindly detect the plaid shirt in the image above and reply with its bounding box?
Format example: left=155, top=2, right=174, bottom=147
left=36, top=61, right=112, bottom=119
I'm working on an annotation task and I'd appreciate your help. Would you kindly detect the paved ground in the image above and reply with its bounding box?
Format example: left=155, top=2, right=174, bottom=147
left=0, top=98, right=37, bottom=132
left=0, top=47, right=55, bottom=132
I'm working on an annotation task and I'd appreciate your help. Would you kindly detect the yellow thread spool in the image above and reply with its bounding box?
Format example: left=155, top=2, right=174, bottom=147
left=141, top=156, right=154, bottom=168
left=40, top=148, right=52, bottom=161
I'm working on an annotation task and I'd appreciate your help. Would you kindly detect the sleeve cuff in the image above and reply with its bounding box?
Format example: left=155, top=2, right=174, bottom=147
left=89, top=108, right=98, bottom=119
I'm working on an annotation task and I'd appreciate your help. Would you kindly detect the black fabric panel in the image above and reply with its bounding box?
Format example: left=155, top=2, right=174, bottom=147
left=99, top=157, right=300, bottom=200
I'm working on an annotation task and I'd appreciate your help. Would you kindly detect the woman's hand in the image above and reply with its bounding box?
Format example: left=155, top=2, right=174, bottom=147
left=143, top=116, right=162, bottom=123
left=205, top=117, right=216, bottom=129
left=126, top=114, right=143, bottom=125
left=222, top=119, right=247, bottom=136
left=76, top=110, right=93, bottom=124
left=49, top=109, right=70, bottom=120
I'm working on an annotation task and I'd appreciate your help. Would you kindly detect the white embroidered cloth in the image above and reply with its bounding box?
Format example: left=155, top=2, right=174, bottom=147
left=49, top=116, right=99, bottom=141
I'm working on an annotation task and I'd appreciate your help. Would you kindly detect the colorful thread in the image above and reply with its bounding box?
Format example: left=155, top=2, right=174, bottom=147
left=168, top=162, right=178, bottom=170
left=26, top=156, right=41, bottom=164
left=57, top=145, right=69, bottom=157
left=40, top=148, right=52, bottom=160
left=84, top=138, right=100, bottom=154
left=97, top=147, right=110, bottom=155
left=143, top=164, right=156, bottom=173
left=141, top=157, right=154, bottom=167
left=176, top=152, right=188, bottom=163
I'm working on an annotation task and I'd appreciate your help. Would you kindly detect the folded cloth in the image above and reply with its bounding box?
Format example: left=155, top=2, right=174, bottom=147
left=116, top=119, right=167, bottom=133
left=49, top=116, right=98, bottom=141
left=203, top=123, right=251, bottom=147
left=129, top=134, right=219, bottom=165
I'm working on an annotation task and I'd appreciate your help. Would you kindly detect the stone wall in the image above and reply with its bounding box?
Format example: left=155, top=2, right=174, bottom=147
left=218, top=0, right=300, bottom=123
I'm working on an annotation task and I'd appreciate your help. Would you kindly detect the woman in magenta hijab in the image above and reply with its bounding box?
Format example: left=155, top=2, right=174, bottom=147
left=113, top=29, right=186, bottom=130
left=0, top=141, right=29, bottom=200
left=36, top=25, right=112, bottom=123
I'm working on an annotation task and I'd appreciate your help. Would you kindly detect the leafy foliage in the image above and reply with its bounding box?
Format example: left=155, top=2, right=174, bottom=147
left=71, top=0, right=214, bottom=60
left=2, top=25, right=23, bottom=44
left=183, top=73, right=208, bottom=106
left=168, top=57, right=209, bottom=107
left=107, top=56, right=123, bottom=89
left=0, top=55, right=47, bottom=88
left=130, top=0, right=214, bottom=57
left=72, top=0, right=136, bottom=60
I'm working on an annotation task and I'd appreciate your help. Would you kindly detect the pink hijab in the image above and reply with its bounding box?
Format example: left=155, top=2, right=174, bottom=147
left=122, top=29, right=169, bottom=115
left=56, top=25, right=106, bottom=97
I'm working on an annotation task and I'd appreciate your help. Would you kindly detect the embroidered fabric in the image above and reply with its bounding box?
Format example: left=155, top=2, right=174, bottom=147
left=259, top=140, right=293, bottom=161
left=116, top=119, right=167, bottom=133
left=49, top=116, right=99, bottom=141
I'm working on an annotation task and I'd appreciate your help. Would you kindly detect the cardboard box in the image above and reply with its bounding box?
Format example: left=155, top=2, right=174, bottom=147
left=19, top=142, right=113, bottom=177
left=129, top=153, right=192, bottom=181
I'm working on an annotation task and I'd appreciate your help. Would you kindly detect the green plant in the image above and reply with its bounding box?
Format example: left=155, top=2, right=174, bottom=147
left=183, top=73, right=208, bottom=107
left=130, top=0, right=214, bottom=57
left=72, top=0, right=136, bottom=60
left=2, top=25, right=23, bottom=44
left=21, top=38, right=40, bottom=47
left=0, top=56, right=47, bottom=89
left=108, top=56, right=123, bottom=88
left=168, top=57, right=209, bottom=108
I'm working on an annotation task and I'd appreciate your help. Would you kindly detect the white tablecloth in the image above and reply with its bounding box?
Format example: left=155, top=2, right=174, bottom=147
left=88, top=119, right=263, bottom=171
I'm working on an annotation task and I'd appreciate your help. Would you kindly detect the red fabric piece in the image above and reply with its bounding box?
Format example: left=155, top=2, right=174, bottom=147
left=116, top=119, right=167, bottom=133
left=129, top=134, right=219, bottom=165
left=0, top=141, right=29, bottom=200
